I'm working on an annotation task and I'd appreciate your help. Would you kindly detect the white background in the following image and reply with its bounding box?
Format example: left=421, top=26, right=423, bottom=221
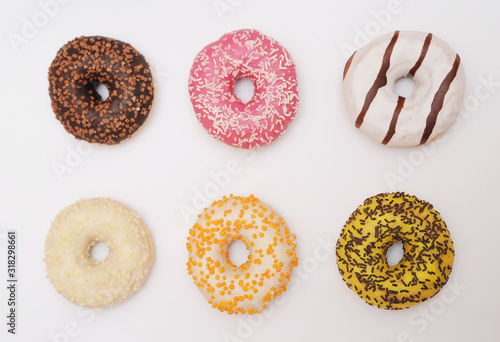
left=1, top=0, right=499, bottom=341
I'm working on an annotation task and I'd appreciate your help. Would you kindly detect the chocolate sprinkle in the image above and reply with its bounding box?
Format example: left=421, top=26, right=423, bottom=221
left=48, top=36, right=154, bottom=144
left=336, top=192, right=455, bottom=310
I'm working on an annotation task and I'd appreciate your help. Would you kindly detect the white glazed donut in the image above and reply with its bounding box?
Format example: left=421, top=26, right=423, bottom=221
left=45, top=198, right=155, bottom=309
left=343, top=31, right=465, bottom=146
left=186, top=194, right=298, bottom=315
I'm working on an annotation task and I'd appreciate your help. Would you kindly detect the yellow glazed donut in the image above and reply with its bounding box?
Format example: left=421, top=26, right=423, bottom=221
left=336, top=192, right=454, bottom=310
left=45, top=198, right=154, bottom=309
left=187, top=194, right=298, bottom=314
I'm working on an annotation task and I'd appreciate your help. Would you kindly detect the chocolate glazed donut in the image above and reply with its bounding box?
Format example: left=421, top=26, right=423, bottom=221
left=48, top=36, right=154, bottom=144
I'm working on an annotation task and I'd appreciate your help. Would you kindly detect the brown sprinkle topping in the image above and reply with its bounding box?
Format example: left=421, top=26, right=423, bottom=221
left=48, top=36, right=154, bottom=144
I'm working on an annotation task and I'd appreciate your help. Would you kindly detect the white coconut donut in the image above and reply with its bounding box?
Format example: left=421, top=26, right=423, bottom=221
left=186, top=194, right=298, bottom=315
left=343, top=31, right=465, bottom=146
left=45, top=198, right=155, bottom=309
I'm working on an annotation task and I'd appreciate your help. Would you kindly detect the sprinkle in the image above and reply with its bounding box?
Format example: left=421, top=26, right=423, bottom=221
left=48, top=36, right=155, bottom=144
left=45, top=198, right=154, bottom=309
left=186, top=194, right=297, bottom=315
left=335, top=192, right=454, bottom=310
left=188, top=29, right=299, bottom=149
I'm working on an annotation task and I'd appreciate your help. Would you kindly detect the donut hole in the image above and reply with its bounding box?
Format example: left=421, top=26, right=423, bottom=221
left=394, top=76, right=416, bottom=98
left=91, top=81, right=109, bottom=101
left=228, top=238, right=250, bottom=267
left=90, top=241, right=109, bottom=262
left=233, top=77, right=255, bottom=104
left=386, top=241, right=404, bottom=267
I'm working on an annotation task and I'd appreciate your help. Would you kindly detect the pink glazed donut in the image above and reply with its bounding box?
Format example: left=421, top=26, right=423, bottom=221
left=188, top=29, right=299, bottom=149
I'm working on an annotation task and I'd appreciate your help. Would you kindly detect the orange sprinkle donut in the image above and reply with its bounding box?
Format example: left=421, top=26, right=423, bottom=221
left=186, top=194, right=298, bottom=315
left=45, top=198, right=154, bottom=309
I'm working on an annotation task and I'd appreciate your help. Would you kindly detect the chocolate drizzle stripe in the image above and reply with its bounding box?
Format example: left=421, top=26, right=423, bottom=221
left=343, top=51, right=356, bottom=81
left=382, top=96, right=406, bottom=145
left=380, top=34, right=432, bottom=144
left=408, top=33, right=433, bottom=77
left=419, top=54, right=461, bottom=145
left=355, top=31, right=400, bottom=128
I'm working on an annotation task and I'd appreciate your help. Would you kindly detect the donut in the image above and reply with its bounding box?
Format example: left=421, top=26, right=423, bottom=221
left=186, top=194, right=298, bottom=314
left=45, top=198, right=155, bottom=308
left=342, top=31, right=465, bottom=146
left=336, top=192, right=454, bottom=310
left=188, top=29, right=299, bottom=149
left=48, top=36, right=154, bottom=144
